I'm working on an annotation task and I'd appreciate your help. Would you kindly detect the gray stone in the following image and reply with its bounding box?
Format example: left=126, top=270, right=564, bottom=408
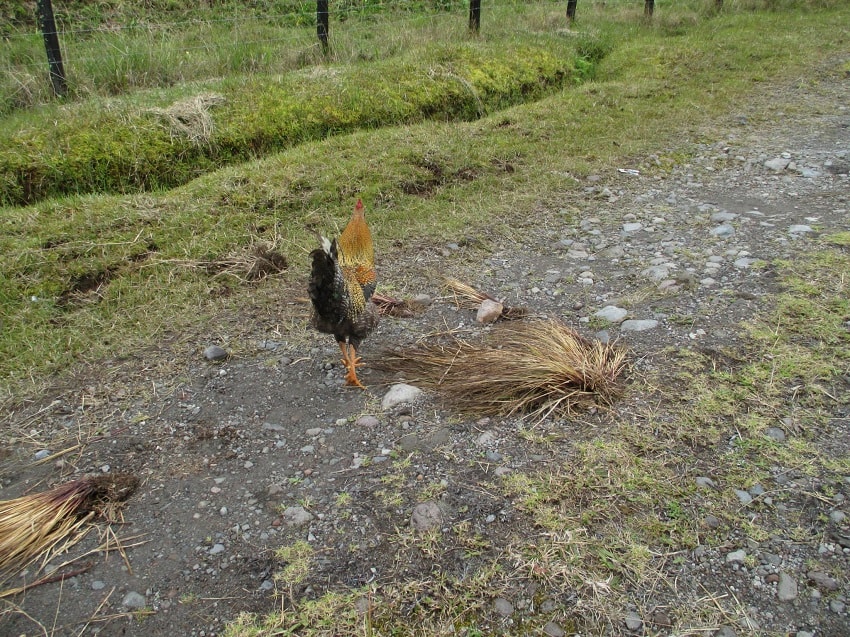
left=830, top=510, right=846, bottom=524
left=262, top=422, right=286, bottom=432
left=411, top=501, right=442, bottom=531
left=710, top=224, right=735, bottom=238
left=695, top=476, right=717, bottom=489
left=807, top=570, right=839, bottom=591
left=830, top=599, right=846, bottom=614
left=764, top=157, right=790, bottom=171
left=623, top=222, right=643, bottom=233
left=355, top=415, right=380, bottom=427
left=714, top=628, right=737, bottom=637
left=91, top=580, right=106, bottom=591
left=789, top=224, right=813, bottom=234
left=711, top=212, right=738, bottom=222
left=34, top=449, right=51, bottom=460
left=398, top=433, right=420, bottom=452
left=382, top=383, right=423, bottom=411
left=734, top=257, right=757, bottom=268
left=122, top=591, right=147, bottom=609
left=624, top=610, right=642, bottom=631
left=766, top=427, right=785, bottom=442
left=777, top=572, right=797, bottom=601
left=282, top=505, right=314, bottom=527
left=543, top=621, right=565, bottom=637
left=734, top=489, right=753, bottom=505
left=594, top=305, right=629, bottom=323
left=203, top=345, right=228, bottom=361
left=475, top=430, right=497, bottom=447
left=493, top=597, right=514, bottom=616
left=621, top=319, right=659, bottom=332
left=642, top=265, right=670, bottom=282
left=209, top=543, right=225, bottom=555
left=726, top=549, right=747, bottom=564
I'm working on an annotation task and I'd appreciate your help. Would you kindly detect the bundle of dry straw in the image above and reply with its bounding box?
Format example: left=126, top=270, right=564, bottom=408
left=378, top=319, right=627, bottom=421
left=443, top=277, right=528, bottom=320
left=0, top=474, right=138, bottom=589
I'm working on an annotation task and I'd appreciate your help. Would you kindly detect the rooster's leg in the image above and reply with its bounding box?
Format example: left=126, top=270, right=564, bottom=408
left=338, top=342, right=366, bottom=389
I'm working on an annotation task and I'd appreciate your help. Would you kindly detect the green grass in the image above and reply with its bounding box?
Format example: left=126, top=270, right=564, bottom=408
left=2, top=2, right=848, bottom=399
left=0, top=36, right=590, bottom=206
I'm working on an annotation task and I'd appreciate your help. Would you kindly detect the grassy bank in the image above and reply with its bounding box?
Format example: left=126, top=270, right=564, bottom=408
left=0, top=37, right=594, bottom=206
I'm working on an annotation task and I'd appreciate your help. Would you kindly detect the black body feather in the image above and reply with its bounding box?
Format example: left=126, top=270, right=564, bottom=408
left=308, top=240, right=378, bottom=349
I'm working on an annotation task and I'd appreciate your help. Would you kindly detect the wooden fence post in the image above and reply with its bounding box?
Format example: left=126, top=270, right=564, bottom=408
left=36, top=0, right=67, bottom=97
left=566, top=0, right=578, bottom=23
left=317, top=0, right=329, bottom=54
left=469, top=0, right=481, bottom=33
left=644, top=0, right=654, bottom=18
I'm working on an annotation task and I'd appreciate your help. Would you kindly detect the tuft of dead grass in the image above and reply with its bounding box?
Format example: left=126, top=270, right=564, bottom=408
left=443, top=277, right=528, bottom=320
left=0, top=474, right=138, bottom=593
left=378, top=319, right=627, bottom=421
left=147, top=93, right=226, bottom=144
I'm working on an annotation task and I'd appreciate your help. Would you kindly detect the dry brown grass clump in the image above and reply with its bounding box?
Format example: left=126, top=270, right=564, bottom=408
left=0, top=474, right=138, bottom=592
left=147, top=92, right=226, bottom=144
left=379, top=319, right=627, bottom=421
left=443, top=277, right=528, bottom=320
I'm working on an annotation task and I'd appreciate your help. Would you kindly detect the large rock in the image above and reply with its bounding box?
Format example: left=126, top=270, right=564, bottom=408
left=594, top=305, right=629, bottom=323
left=382, top=383, right=423, bottom=411
left=476, top=299, right=503, bottom=324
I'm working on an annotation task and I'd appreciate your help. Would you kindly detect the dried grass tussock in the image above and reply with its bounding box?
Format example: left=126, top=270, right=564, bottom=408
left=147, top=92, right=226, bottom=143
left=443, top=277, right=528, bottom=320
left=379, top=319, right=628, bottom=421
left=0, top=474, right=139, bottom=593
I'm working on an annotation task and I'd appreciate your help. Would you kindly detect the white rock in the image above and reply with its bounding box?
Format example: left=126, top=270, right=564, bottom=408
left=710, top=212, right=738, bottom=222
left=623, top=222, right=643, bottom=232
left=788, top=224, right=813, bottom=234
left=624, top=611, right=642, bottom=631
left=778, top=573, right=798, bottom=601
left=122, top=591, right=147, bottom=609
left=642, top=265, right=670, bottom=282
left=734, top=257, right=757, bottom=268
left=476, top=299, right=503, bottom=324
left=594, top=306, right=629, bottom=323
left=282, top=505, right=314, bottom=527
left=764, top=157, right=790, bottom=171
left=711, top=224, right=735, bottom=238
left=726, top=549, right=747, bottom=564
left=382, top=383, right=424, bottom=411
left=621, top=319, right=659, bottom=332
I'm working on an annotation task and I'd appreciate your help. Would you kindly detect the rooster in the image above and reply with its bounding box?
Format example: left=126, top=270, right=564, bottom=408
left=308, top=199, right=379, bottom=389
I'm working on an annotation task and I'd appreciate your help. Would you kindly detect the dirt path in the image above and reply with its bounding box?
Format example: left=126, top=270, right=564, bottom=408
left=1, top=62, right=848, bottom=636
